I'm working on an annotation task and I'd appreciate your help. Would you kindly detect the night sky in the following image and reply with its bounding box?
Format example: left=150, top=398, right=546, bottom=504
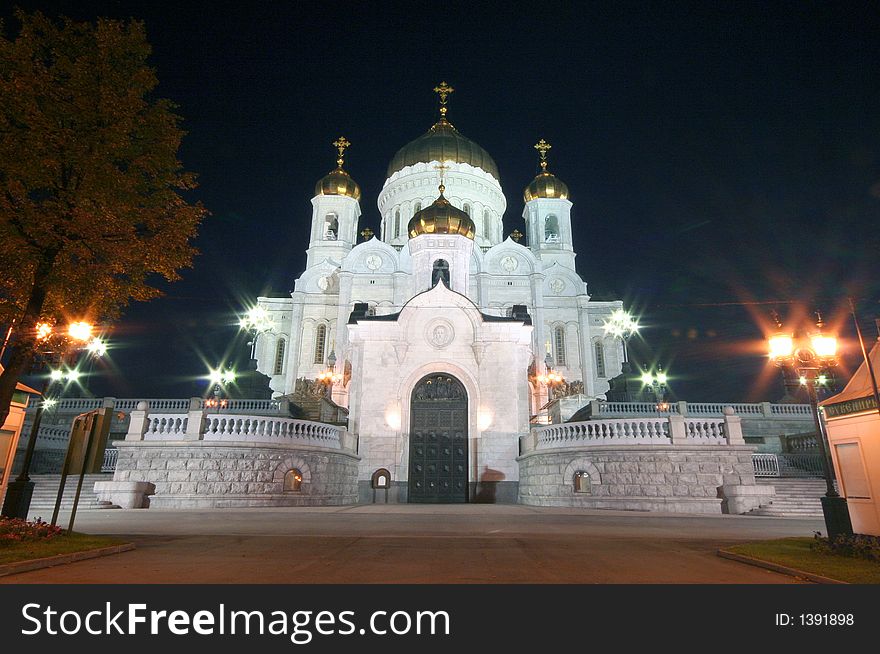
left=5, top=1, right=880, bottom=403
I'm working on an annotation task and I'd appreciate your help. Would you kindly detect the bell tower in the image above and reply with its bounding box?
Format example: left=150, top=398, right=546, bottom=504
left=522, top=139, right=576, bottom=270
left=306, top=136, right=362, bottom=269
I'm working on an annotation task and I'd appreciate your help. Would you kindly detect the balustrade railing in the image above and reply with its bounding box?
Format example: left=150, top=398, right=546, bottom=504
left=31, top=397, right=285, bottom=415
left=596, top=401, right=810, bottom=418
left=143, top=414, right=188, bottom=439
left=532, top=418, right=671, bottom=450
left=683, top=418, right=727, bottom=444
left=202, top=415, right=343, bottom=448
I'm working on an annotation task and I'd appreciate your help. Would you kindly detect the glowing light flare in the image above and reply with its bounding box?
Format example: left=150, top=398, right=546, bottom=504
left=240, top=306, right=275, bottom=333
left=49, top=369, right=64, bottom=381
left=811, top=334, right=837, bottom=358
left=603, top=309, right=640, bottom=339
left=641, top=372, right=654, bottom=385
left=42, top=398, right=57, bottom=409
left=768, top=334, right=794, bottom=360
left=35, top=322, right=53, bottom=341
left=385, top=406, right=401, bottom=430
left=478, top=410, right=493, bottom=431
left=66, top=369, right=81, bottom=382
left=86, top=337, right=107, bottom=357
left=67, top=321, right=93, bottom=342
left=208, top=368, right=236, bottom=385
left=656, top=372, right=668, bottom=385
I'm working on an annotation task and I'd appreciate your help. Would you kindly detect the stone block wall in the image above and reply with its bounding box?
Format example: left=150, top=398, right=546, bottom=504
left=517, top=445, right=771, bottom=514
left=112, top=441, right=359, bottom=508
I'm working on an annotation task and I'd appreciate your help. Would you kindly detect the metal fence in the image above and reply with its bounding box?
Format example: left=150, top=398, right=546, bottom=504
left=752, top=453, right=824, bottom=478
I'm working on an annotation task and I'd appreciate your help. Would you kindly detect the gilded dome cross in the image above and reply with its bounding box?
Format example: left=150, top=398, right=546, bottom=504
left=534, top=139, right=551, bottom=172
left=434, top=161, right=451, bottom=194
left=433, top=81, right=454, bottom=119
left=333, top=136, right=351, bottom=168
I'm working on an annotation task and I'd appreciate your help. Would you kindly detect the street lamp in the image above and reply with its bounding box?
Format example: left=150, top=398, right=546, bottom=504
left=239, top=306, right=276, bottom=360
left=1, top=320, right=102, bottom=519
left=603, top=309, right=640, bottom=371
left=640, top=368, right=669, bottom=410
left=206, top=368, right=236, bottom=411
left=535, top=352, right=566, bottom=400
left=316, top=351, right=342, bottom=398
left=768, top=313, right=852, bottom=539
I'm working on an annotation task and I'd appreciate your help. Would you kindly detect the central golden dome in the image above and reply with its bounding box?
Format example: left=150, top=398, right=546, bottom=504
left=407, top=185, right=476, bottom=239
left=388, top=118, right=499, bottom=180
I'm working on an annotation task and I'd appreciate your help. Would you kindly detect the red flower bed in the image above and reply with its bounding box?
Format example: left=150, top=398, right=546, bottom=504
left=0, top=517, right=63, bottom=546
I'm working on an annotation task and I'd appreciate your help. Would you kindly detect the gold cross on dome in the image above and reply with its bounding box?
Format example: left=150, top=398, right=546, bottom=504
left=333, top=136, right=351, bottom=168
left=534, top=139, right=551, bottom=172
left=434, top=161, right=451, bottom=194
left=433, top=81, right=454, bottom=118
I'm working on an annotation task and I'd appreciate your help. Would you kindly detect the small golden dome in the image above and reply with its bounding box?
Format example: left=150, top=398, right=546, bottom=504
left=315, top=168, right=361, bottom=201
left=314, top=135, right=361, bottom=201
left=524, top=172, right=569, bottom=202
left=408, top=186, right=475, bottom=239
left=523, top=138, right=569, bottom=203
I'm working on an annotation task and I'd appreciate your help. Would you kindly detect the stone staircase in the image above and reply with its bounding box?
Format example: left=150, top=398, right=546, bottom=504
left=24, top=474, right=119, bottom=518
left=749, top=478, right=826, bottom=518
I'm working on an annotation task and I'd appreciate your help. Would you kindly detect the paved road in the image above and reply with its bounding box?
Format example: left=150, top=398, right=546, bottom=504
left=7, top=505, right=822, bottom=583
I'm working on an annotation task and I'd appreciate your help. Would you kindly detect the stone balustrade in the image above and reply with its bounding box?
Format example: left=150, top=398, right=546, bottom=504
left=594, top=400, right=810, bottom=418
left=38, top=397, right=285, bottom=415
left=127, top=400, right=352, bottom=452
left=523, top=408, right=743, bottom=454
left=202, top=414, right=344, bottom=448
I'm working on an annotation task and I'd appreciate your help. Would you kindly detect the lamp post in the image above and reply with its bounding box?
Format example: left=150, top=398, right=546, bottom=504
left=2, top=320, right=101, bottom=519
left=640, top=368, right=669, bottom=411
left=768, top=313, right=852, bottom=539
left=603, top=309, right=640, bottom=372
left=316, top=350, right=341, bottom=399
left=239, top=306, right=276, bottom=398
left=206, top=368, right=236, bottom=411
left=535, top=352, right=566, bottom=401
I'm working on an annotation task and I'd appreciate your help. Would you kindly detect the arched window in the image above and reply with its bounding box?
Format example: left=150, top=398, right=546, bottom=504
left=483, top=209, right=491, bottom=237
left=314, top=324, right=327, bottom=364
left=273, top=339, right=286, bottom=375
left=545, top=214, right=559, bottom=242
left=324, top=213, right=338, bottom=240
left=574, top=471, right=591, bottom=494
left=394, top=209, right=401, bottom=237
left=284, top=469, right=303, bottom=492
left=413, top=201, right=422, bottom=214
left=554, top=325, right=566, bottom=366
left=432, top=259, right=450, bottom=287
left=463, top=203, right=471, bottom=218
left=371, top=468, right=391, bottom=489
left=594, top=340, right=606, bottom=378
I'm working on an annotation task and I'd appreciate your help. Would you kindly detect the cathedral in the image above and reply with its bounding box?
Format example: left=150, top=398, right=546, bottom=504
left=250, top=83, right=626, bottom=503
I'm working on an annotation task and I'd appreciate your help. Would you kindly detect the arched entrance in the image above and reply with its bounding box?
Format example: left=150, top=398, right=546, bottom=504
left=408, top=373, right=468, bottom=503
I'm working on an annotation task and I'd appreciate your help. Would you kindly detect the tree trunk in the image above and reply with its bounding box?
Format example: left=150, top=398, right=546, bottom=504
left=0, top=249, right=59, bottom=426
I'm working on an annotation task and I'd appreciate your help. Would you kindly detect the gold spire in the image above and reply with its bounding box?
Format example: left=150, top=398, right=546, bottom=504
left=433, top=81, right=454, bottom=120
left=333, top=136, right=351, bottom=169
left=534, top=138, right=551, bottom=172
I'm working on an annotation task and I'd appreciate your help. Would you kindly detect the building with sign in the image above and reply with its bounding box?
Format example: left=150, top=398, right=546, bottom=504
left=821, top=343, right=880, bottom=535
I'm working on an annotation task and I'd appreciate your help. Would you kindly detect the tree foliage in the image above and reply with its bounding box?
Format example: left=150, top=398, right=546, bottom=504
left=0, top=10, right=207, bottom=425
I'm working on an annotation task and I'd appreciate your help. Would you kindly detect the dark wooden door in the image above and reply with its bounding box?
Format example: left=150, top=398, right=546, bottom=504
left=408, top=374, right=468, bottom=503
